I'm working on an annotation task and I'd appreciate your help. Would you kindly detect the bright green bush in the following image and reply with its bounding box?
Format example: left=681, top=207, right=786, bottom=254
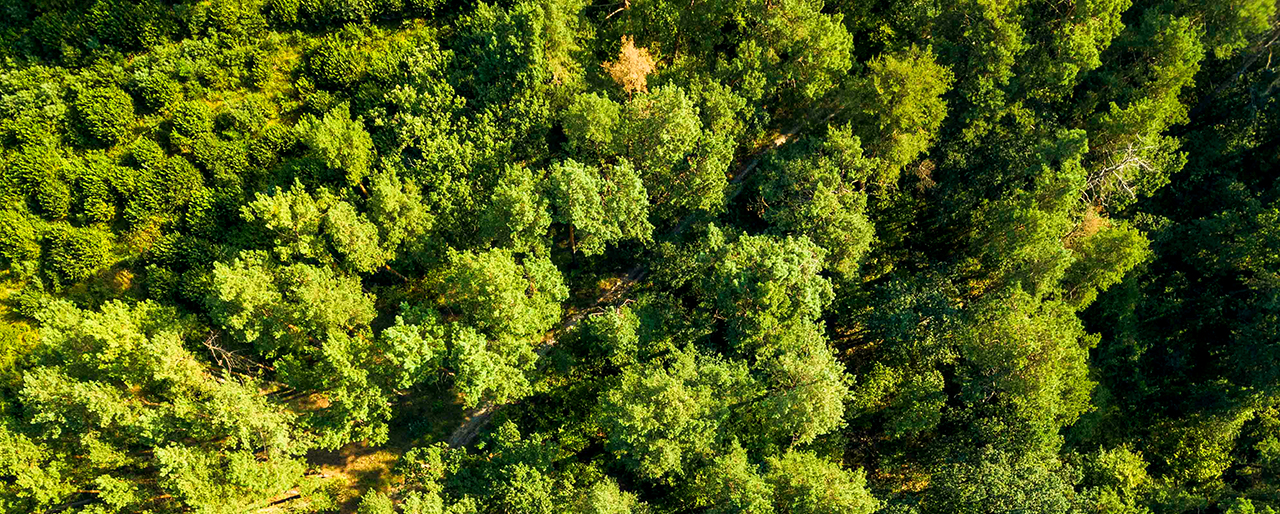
left=264, top=0, right=302, bottom=25
left=171, top=100, right=214, bottom=137
left=129, top=137, right=168, bottom=171
left=325, top=0, right=379, bottom=24
left=73, top=155, right=121, bottom=224
left=132, top=70, right=181, bottom=113
left=6, top=117, right=59, bottom=147
left=194, top=137, right=251, bottom=186
left=307, top=33, right=367, bottom=88
left=0, top=211, right=41, bottom=267
left=188, top=0, right=267, bottom=37
left=74, top=86, right=135, bottom=146
left=248, top=51, right=274, bottom=89
left=9, top=144, right=64, bottom=203
left=221, top=95, right=271, bottom=136
left=87, top=0, right=173, bottom=50
left=45, top=224, right=112, bottom=284
left=34, top=177, right=71, bottom=221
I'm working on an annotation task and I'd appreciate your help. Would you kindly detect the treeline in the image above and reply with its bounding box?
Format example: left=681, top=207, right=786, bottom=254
left=0, top=0, right=1277, bottom=512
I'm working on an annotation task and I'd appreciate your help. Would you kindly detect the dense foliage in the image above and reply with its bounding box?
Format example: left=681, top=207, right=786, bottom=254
left=0, top=0, right=1277, bottom=512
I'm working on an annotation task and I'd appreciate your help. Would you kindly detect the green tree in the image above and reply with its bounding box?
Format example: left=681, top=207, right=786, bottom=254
left=951, top=289, right=1096, bottom=458
left=296, top=103, right=376, bottom=189
left=4, top=300, right=307, bottom=512
left=324, top=199, right=389, bottom=273
left=765, top=451, right=880, bottom=514
left=564, top=86, right=733, bottom=224
left=921, top=451, right=1074, bottom=514
left=433, top=249, right=567, bottom=406
left=309, top=32, right=369, bottom=88
left=436, top=248, right=567, bottom=340
left=367, top=169, right=433, bottom=257
left=755, top=125, right=878, bottom=276
left=751, top=321, right=851, bottom=446
left=572, top=478, right=648, bottom=514
left=450, top=326, right=536, bottom=408
left=847, top=46, right=953, bottom=184
left=699, top=232, right=833, bottom=350
left=1072, top=446, right=1152, bottom=513
left=205, top=252, right=390, bottom=448
left=242, top=181, right=390, bottom=273
left=544, top=159, right=652, bottom=256
left=1079, top=10, right=1205, bottom=207
left=692, top=445, right=775, bottom=513
left=0, top=210, right=41, bottom=272
left=599, top=346, right=759, bottom=481
left=480, top=164, right=552, bottom=253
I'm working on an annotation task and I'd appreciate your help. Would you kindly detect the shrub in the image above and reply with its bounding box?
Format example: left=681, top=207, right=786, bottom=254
left=7, top=117, right=58, bottom=147
left=248, top=138, right=277, bottom=167
left=79, top=187, right=116, bottom=224
left=298, top=0, right=324, bottom=23
left=35, top=177, right=72, bottom=220
left=45, top=224, right=112, bottom=284
left=308, top=33, right=367, bottom=88
left=147, top=232, right=181, bottom=265
left=248, top=51, right=273, bottom=89
left=129, top=137, right=168, bottom=170
left=325, top=0, right=379, bottom=24
left=220, top=96, right=270, bottom=136
left=156, top=155, right=207, bottom=207
left=261, top=123, right=298, bottom=153
left=31, top=11, right=89, bottom=61
left=144, top=264, right=177, bottom=299
left=295, top=103, right=374, bottom=187
left=74, top=157, right=119, bottom=224
left=88, top=0, right=174, bottom=50
left=264, top=0, right=301, bottom=25
left=10, top=144, right=65, bottom=198
left=74, top=86, right=135, bottom=146
left=0, top=211, right=41, bottom=267
left=133, top=70, right=181, bottom=113
left=188, top=0, right=267, bottom=37
left=170, top=101, right=214, bottom=151
left=172, top=100, right=214, bottom=136
left=193, top=137, right=250, bottom=186
left=183, top=187, right=218, bottom=238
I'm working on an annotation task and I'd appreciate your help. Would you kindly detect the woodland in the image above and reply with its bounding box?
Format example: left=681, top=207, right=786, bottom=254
left=0, top=0, right=1278, bottom=512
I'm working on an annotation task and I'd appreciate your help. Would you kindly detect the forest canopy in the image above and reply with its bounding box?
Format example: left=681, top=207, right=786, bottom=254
left=0, top=0, right=1278, bottom=512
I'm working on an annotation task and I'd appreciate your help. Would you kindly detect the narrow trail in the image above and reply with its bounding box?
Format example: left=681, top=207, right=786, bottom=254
left=445, top=112, right=835, bottom=448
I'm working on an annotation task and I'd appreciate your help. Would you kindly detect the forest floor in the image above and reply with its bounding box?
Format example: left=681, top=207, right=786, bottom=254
left=306, top=383, right=468, bottom=512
